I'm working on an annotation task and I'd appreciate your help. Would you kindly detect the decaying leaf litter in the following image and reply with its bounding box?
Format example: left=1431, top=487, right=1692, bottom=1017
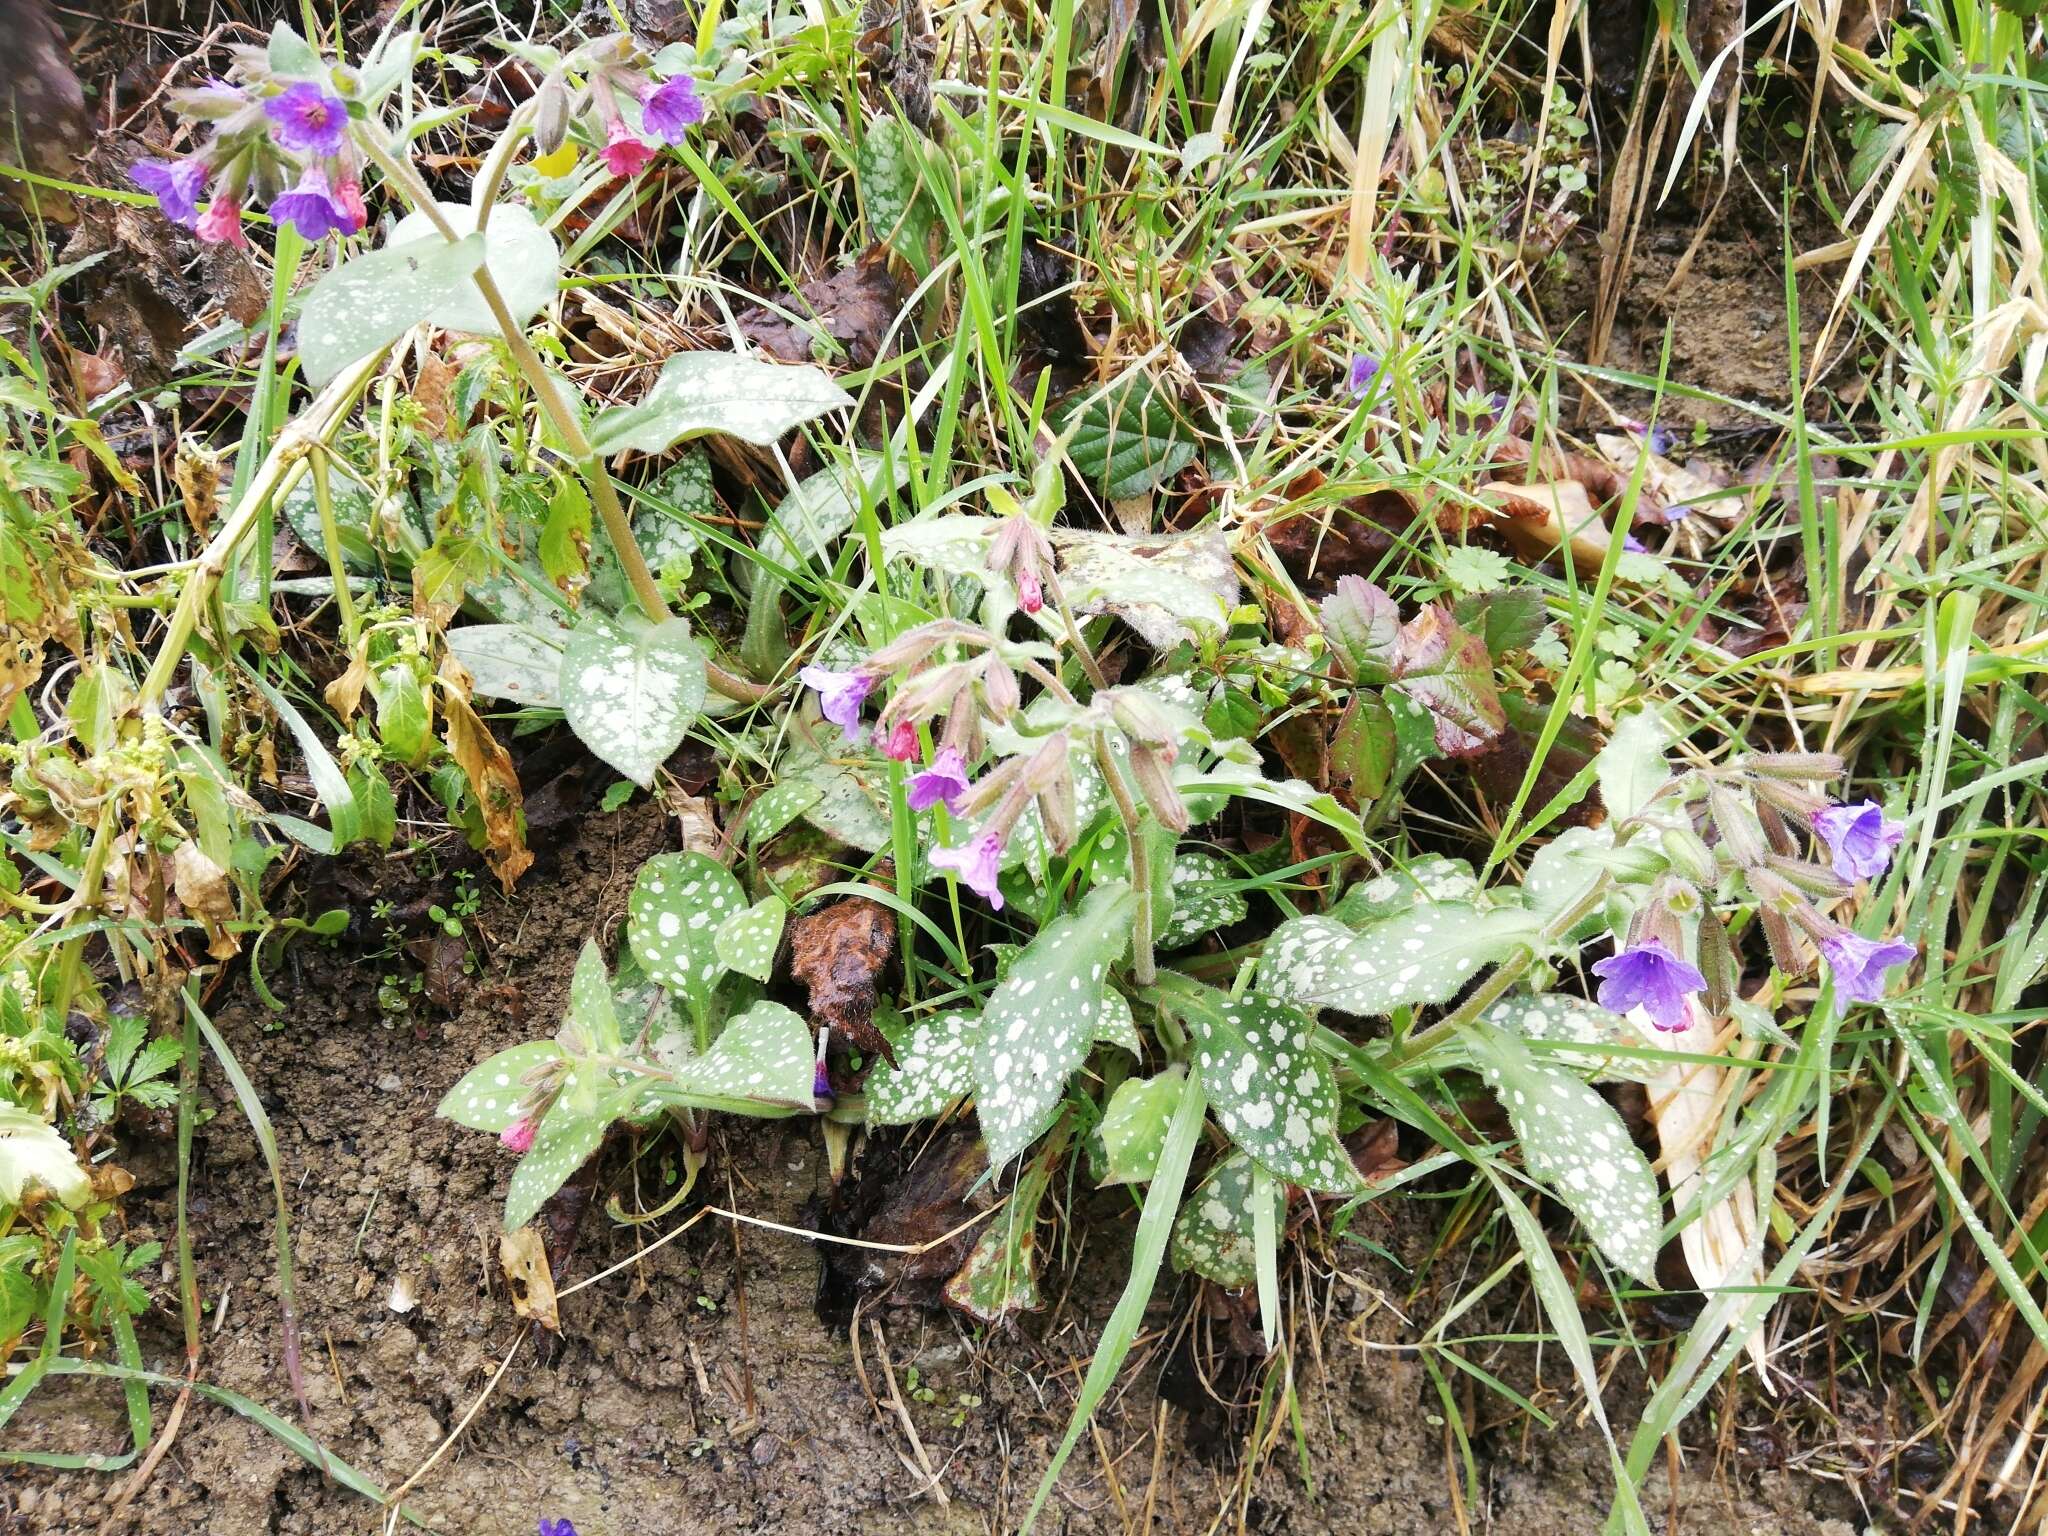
left=1, top=0, right=2044, bottom=1533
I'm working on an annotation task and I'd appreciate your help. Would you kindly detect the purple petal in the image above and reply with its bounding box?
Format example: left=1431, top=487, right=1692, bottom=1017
left=266, top=81, right=349, bottom=158
left=641, top=76, right=706, bottom=143
left=131, top=157, right=208, bottom=227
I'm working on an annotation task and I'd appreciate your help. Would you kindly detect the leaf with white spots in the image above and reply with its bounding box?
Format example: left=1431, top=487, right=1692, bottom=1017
left=1329, top=855, right=1483, bottom=925
left=588, top=351, right=854, bottom=457
left=755, top=452, right=909, bottom=574
left=1097, top=1066, right=1184, bottom=1186
left=447, top=623, right=566, bottom=708
left=865, top=1010, right=976, bottom=1126
left=973, top=883, right=1138, bottom=1169
left=1171, top=983, right=1360, bottom=1194
left=296, top=233, right=486, bottom=388
left=714, top=896, right=786, bottom=983
left=504, top=1093, right=612, bottom=1231
left=944, top=1151, right=1053, bottom=1324
left=879, top=513, right=999, bottom=580
left=562, top=939, right=622, bottom=1054
left=560, top=613, right=706, bottom=789
left=627, top=853, right=747, bottom=1006
left=746, top=780, right=825, bottom=846
left=1480, top=994, right=1658, bottom=1083
left=438, top=1042, right=564, bottom=1132
left=1256, top=915, right=1363, bottom=1008
left=1297, top=903, right=1538, bottom=1017
left=1171, top=1152, right=1285, bottom=1287
left=1468, top=1024, right=1663, bottom=1287
left=386, top=199, right=561, bottom=339
left=647, top=1001, right=819, bottom=1116
left=1158, top=851, right=1248, bottom=949
left=1092, top=989, right=1141, bottom=1055
left=1050, top=526, right=1237, bottom=648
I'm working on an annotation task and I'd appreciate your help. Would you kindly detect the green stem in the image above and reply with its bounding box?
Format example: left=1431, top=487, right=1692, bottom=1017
left=307, top=445, right=359, bottom=644
left=1095, top=732, right=1156, bottom=986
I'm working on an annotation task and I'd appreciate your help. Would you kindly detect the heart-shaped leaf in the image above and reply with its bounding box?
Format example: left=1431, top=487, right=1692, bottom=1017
left=447, top=623, right=565, bottom=708
left=973, top=883, right=1138, bottom=1168
left=879, top=513, right=999, bottom=580
left=866, top=1009, right=976, bottom=1126
left=1097, top=1066, right=1185, bottom=1186
left=1467, top=1025, right=1662, bottom=1287
left=560, top=613, right=707, bottom=789
left=589, top=352, right=853, bottom=456
left=296, top=233, right=486, bottom=387
left=386, top=200, right=562, bottom=337
left=437, top=1042, right=564, bottom=1132
left=715, top=896, right=787, bottom=982
left=1171, top=983, right=1360, bottom=1193
left=627, top=853, right=747, bottom=1005
left=1171, top=1151, right=1285, bottom=1286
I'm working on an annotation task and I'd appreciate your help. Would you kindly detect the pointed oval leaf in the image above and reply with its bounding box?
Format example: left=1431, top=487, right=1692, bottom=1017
left=1158, top=851, right=1248, bottom=949
left=879, top=513, right=1000, bottom=579
left=1255, top=915, right=1357, bottom=1007
left=1098, top=1066, right=1185, bottom=1186
left=1303, top=903, right=1537, bottom=1016
left=1469, top=1026, right=1663, bottom=1287
left=755, top=452, right=908, bottom=573
left=660, top=1001, right=818, bottom=1114
left=565, top=939, right=621, bottom=1054
left=504, top=1094, right=610, bottom=1230
left=1595, top=709, right=1671, bottom=822
left=627, top=852, right=747, bottom=1003
left=1062, top=375, right=1198, bottom=500
left=866, top=1009, right=977, bottom=1126
left=973, top=883, right=1138, bottom=1168
left=1176, top=985, right=1360, bottom=1194
left=560, top=614, right=707, bottom=789
left=715, top=896, right=787, bottom=983
left=746, top=780, right=825, bottom=845
left=1171, top=1151, right=1285, bottom=1286
left=1482, top=993, right=1658, bottom=1082
left=387, top=200, right=561, bottom=337
left=447, top=623, right=565, bottom=708
left=589, top=352, right=854, bottom=456
left=439, top=1042, right=564, bottom=1132
left=297, top=233, right=485, bottom=387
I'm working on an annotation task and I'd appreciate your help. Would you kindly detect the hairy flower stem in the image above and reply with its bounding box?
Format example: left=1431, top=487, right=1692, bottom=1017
left=352, top=128, right=769, bottom=705
left=1095, top=733, right=1157, bottom=985
left=1377, top=870, right=1617, bottom=1071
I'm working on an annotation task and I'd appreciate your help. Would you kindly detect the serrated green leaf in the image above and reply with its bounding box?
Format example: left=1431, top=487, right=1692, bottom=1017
left=1049, top=527, right=1237, bottom=649
left=1172, top=983, right=1360, bottom=1193
left=296, top=234, right=487, bottom=387
left=627, top=853, right=747, bottom=1004
left=504, top=1091, right=610, bottom=1230
left=1481, top=993, right=1657, bottom=1082
left=1098, top=1066, right=1184, bottom=1186
left=386, top=200, right=561, bottom=339
left=1468, top=1025, right=1663, bottom=1287
left=973, top=884, right=1138, bottom=1168
left=437, top=1041, right=563, bottom=1132
left=560, top=614, right=707, bottom=789
left=446, top=623, right=565, bottom=708
left=588, top=352, right=853, bottom=456
left=1171, top=1151, right=1284, bottom=1286
left=1063, top=375, right=1197, bottom=499
left=866, top=1009, right=977, bottom=1126
left=714, top=896, right=786, bottom=982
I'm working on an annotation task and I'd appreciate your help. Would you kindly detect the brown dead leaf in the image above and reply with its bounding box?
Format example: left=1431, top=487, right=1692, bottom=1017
left=1260, top=477, right=1421, bottom=594
left=171, top=438, right=222, bottom=539
left=789, top=895, right=897, bottom=1063
left=324, top=647, right=371, bottom=721
left=439, top=655, right=534, bottom=890
left=843, top=1128, right=992, bottom=1301
left=170, top=839, right=239, bottom=959
left=500, top=1226, right=560, bottom=1331
left=414, top=353, right=457, bottom=437
left=738, top=247, right=905, bottom=369
left=405, top=933, right=471, bottom=1012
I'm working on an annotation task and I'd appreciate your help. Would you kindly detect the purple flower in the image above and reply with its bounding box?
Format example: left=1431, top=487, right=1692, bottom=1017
left=1591, top=938, right=1706, bottom=1033
left=1622, top=533, right=1648, bottom=553
left=798, top=665, right=874, bottom=741
left=538, top=1521, right=578, bottom=1536
left=906, top=746, right=971, bottom=814
left=1810, top=799, right=1904, bottom=883
left=1663, top=503, right=1693, bottom=524
left=1819, top=931, right=1916, bottom=1014
left=500, top=1117, right=535, bottom=1153
left=269, top=167, right=361, bottom=239
left=641, top=76, right=706, bottom=143
left=931, top=829, right=1005, bottom=909
left=812, top=1057, right=834, bottom=1104
left=1344, top=353, right=1380, bottom=399
left=131, top=158, right=209, bottom=228
left=1625, top=418, right=1675, bottom=456
left=266, top=81, right=349, bottom=157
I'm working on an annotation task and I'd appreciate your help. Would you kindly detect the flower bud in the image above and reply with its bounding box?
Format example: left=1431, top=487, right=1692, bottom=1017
left=1129, top=743, right=1190, bottom=833
left=532, top=71, right=572, bottom=156
left=876, top=661, right=973, bottom=729
left=863, top=619, right=978, bottom=675
left=1750, top=776, right=1828, bottom=822
left=987, top=510, right=1054, bottom=594
left=1660, top=824, right=1720, bottom=887
left=1036, top=780, right=1076, bottom=854
left=1695, top=909, right=1737, bottom=1013
left=955, top=753, right=1028, bottom=820
left=1709, top=788, right=1766, bottom=868
left=980, top=655, right=1020, bottom=722
left=1742, top=751, right=1847, bottom=782
left=1759, top=906, right=1804, bottom=975
left=1106, top=690, right=1178, bottom=754
left=1760, top=850, right=1850, bottom=898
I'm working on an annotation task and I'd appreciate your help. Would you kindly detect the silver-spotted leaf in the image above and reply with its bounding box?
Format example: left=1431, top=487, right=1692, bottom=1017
left=865, top=1010, right=976, bottom=1126
left=1595, top=709, right=1671, bottom=822
left=1175, top=985, right=1360, bottom=1193
left=1171, top=1151, right=1285, bottom=1286
left=755, top=452, right=907, bottom=574
left=879, top=513, right=999, bottom=580
left=1098, top=1066, right=1184, bottom=1186
left=560, top=614, right=707, bottom=789
left=564, top=939, right=622, bottom=1054
left=504, top=1091, right=610, bottom=1230
left=386, top=199, right=561, bottom=338
left=1093, top=988, right=1141, bottom=1055
left=714, top=896, right=787, bottom=982
left=1255, top=915, right=1357, bottom=1007
left=1049, top=526, right=1238, bottom=648
left=746, top=780, right=826, bottom=845
left=1481, top=993, right=1658, bottom=1082
left=296, top=233, right=486, bottom=387
left=447, top=623, right=565, bottom=708
left=589, top=352, right=853, bottom=456
left=656, top=1001, right=817, bottom=1115
left=437, top=1042, right=563, bottom=1132
left=1299, top=903, right=1537, bottom=1016
left=1158, top=851, right=1248, bottom=949
left=973, top=883, right=1138, bottom=1168
left=627, top=853, right=747, bottom=1004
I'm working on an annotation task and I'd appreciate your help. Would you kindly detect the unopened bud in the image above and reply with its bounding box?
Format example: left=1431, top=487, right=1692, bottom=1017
left=532, top=71, right=572, bottom=156
left=1037, top=779, right=1076, bottom=853
left=980, top=656, right=1020, bottom=722
left=1128, top=743, right=1190, bottom=833
left=1709, top=788, right=1766, bottom=868
left=1759, top=906, right=1804, bottom=975
left=1107, top=690, right=1177, bottom=753
left=955, top=753, right=1028, bottom=820
left=1019, top=734, right=1071, bottom=796
left=1761, top=850, right=1849, bottom=898
left=1660, top=825, right=1720, bottom=887
left=877, top=661, right=972, bottom=729
left=863, top=619, right=978, bottom=675
left=1742, top=751, right=1847, bottom=782
left=1751, top=776, right=1828, bottom=827
left=1695, top=909, right=1737, bottom=1012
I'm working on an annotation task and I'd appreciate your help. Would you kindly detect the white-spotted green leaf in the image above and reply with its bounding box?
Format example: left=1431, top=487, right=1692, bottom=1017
left=588, top=351, right=853, bottom=456
left=1596, top=709, right=1671, bottom=821
left=1097, top=1066, right=1184, bottom=1186
left=1092, top=988, right=1141, bottom=1054
left=789, top=749, right=894, bottom=853
left=879, top=513, right=999, bottom=580
left=563, top=939, right=622, bottom=1054
left=865, top=1010, right=976, bottom=1126
left=858, top=114, right=934, bottom=266
left=1297, top=903, right=1537, bottom=1016
left=1158, top=851, right=1247, bottom=949
left=0, top=1105, right=91, bottom=1208
left=1468, top=1024, right=1662, bottom=1287
left=387, top=200, right=561, bottom=339
left=1523, top=825, right=1622, bottom=937
left=560, top=613, right=707, bottom=789
left=447, top=623, right=565, bottom=708
left=296, top=234, right=485, bottom=387
left=1481, top=993, right=1658, bottom=1082
left=747, top=780, right=825, bottom=845
left=1172, top=983, right=1360, bottom=1193
left=627, top=853, right=747, bottom=1003
left=944, top=1154, right=1052, bottom=1323
left=1256, top=915, right=1364, bottom=1008
left=755, top=452, right=908, bottom=574
left=438, top=1042, right=563, bottom=1133
left=1329, top=855, right=1484, bottom=924
left=714, top=896, right=786, bottom=982
left=1171, top=1151, right=1285, bottom=1286
left=654, top=1001, right=817, bottom=1115
left=973, top=883, right=1138, bottom=1168
left=504, top=1086, right=612, bottom=1230
left=1049, top=526, right=1238, bottom=648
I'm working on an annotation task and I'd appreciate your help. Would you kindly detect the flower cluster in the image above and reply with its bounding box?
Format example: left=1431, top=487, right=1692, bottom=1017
left=530, top=34, right=707, bottom=181
left=1594, top=756, right=1914, bottom=1030
left=132, top=57, right=368, bottom=246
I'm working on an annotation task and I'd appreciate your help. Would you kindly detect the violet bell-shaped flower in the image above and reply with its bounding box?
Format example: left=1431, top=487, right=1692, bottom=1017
left=269, top=166, right=362, bottom=239
left=1345, top=353, right=1380, bottom=398
left=131, top=158, right=210, bottom=227
left=907, top=746, right=971, bottom=814
left=1810, top=799, right=1904, bottom=883
left=1819, top=931, right=1916, bottom=1014
left=538, top=1520, right=578, bottom=1536
left=640, top=75, right=706, bottom=142
left=797, top=665, right=875, bottom=741
left=1591, top=937, right=1707, bottom=1033
left=930, top=829, right=1006, bottom=909
left=264, top=81, right=350, bottom=158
